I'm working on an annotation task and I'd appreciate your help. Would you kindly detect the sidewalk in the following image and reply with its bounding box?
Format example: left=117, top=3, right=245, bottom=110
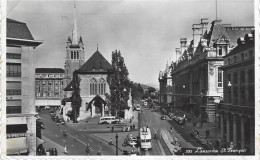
left=171, top=108, right=221, bottom=147
left=42, top=136, right=65, bottom=156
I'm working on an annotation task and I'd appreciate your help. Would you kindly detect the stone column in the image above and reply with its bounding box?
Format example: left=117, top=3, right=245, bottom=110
left=226, top=113, right=230, bottom=142
left=91, top=101, right=95, bottom=117
left=102, top=104, right=104, bottom=117
left=250, top=117, right=255, bottom=154
left=240, top=115, right=245, bottom=148
left=232, top=114, right=237, bottom=147
left=220, top=112, right=224, bottom=139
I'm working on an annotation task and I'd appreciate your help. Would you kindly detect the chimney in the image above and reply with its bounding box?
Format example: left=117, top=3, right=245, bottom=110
left=192, top=24, right=202, bottom=53
left=200, top=18, right=209, bottom=36
left=175, top=48, right=181, bottom=62
left=180, top=38, right=187, bottom=54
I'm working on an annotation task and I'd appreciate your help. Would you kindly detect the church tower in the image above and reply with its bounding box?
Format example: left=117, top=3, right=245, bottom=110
left=64, top=0, right=85, bottom=89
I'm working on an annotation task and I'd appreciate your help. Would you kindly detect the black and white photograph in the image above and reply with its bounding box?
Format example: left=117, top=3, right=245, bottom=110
left=1, top=0, right=258, bottom=158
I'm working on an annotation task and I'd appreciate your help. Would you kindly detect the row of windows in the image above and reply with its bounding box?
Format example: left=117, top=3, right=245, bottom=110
left=228, top=69, right=254, bottom=85
left=226, top=50, right=254, bottom=65
left=7, top=53, right=21, bottom=59
left=36, top=80, right=63, bottom=85
left=35, top=74, right=64, bottom=78
left=71, top=51, right=79, bottom=59
left=6, top=89, right=21, bottom=95
left=90, top=78, right=106, bottom=95
left=36, top=92, right=61, bottom=98
left=6, top=106, right=21, bottom=114
left=7, top=63, right=21, bottom=77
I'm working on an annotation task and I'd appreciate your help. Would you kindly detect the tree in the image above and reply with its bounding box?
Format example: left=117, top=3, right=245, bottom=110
left=148, top=87, right=156, bottom=93
left=107, top=50, right=130, bottom=118
left=71, top=72, right=82, bottom=123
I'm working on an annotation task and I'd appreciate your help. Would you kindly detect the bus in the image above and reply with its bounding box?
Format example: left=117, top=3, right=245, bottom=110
left=98, top=116, right=119, bottom=124
left=139, top=127, right=152, bottom=150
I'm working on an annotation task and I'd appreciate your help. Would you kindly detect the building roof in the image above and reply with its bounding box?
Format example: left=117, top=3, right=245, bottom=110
left=64, top=81, right=73, bottom=91
left=76, top=50, right=111, bottom=73
left=207, top=21, right=254, bottom=48
left=7, top=18, right=34, bottom=40
left=35, top=68, right=65, bottom=73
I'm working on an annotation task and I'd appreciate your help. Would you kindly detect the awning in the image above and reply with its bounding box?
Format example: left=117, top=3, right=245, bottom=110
left=7, top=137, right=28, bottom=155
left=6, top=124, right=28, bottom=134
left=7, top=117, right=27, bottom=124
left=36, top=137, right=44, bottom=147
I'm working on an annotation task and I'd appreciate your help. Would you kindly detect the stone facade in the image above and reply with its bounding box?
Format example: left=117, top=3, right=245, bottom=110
left=170, top=19, right=254, bottom=123
left=219, top=31, right=255, bottom=154
left=6, top=18, right=42, bottom=155
left=35, top=68, right=65, bottom=107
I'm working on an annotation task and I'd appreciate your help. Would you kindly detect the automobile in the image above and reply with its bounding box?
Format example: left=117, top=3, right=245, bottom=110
left=161, top=115, right=166, bottom=120
left=190, top=130, right=200, bottom=138
left=197, top=136, right=207, bottom=145
left=135, top=104, right=141, bottom=111
left=35, top=115, right=43, bottom=120
left=57, top=118, right=66, bottom=125
left=122, top=150, right=130, bottom=155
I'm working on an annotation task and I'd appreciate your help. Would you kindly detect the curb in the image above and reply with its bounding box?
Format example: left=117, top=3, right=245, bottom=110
left=91, top=134, right=124, bottom=152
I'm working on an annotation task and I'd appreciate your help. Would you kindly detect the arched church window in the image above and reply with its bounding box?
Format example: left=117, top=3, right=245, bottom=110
left=99, top=78, right=106, bottom=95
left=74, top=51, right=76, bottom=60
left=71, top=51, right=73, bottom=59
left=77, top=51, right=79, bottom=59
left=90, top=78, right=97, bottom=95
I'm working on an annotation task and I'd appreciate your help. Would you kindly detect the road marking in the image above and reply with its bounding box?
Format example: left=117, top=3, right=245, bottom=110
left=157, top=139, right=166, bottom=155
left=98, top=145, right=102, bottom=148
left=67, top=133, right=93, bottom=151
left=89, top=139, right=93, bottom=142
left=81, top=135, right=85, bottom=137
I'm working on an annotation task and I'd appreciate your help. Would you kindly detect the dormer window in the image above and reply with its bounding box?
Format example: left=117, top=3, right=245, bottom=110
left=218, top=47, right=222, bottom=56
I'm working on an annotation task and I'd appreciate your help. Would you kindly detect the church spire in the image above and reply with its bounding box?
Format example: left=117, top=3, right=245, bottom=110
left=72, top=0, right=78, bottom=44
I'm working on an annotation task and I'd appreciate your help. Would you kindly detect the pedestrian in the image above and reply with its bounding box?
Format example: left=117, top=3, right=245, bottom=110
left=133, top=123, right=135, bottom=130
left=206, top=129, right=209, bottom=138
left=111, top=126, right=114, bottom=132
left=216, top=140, right=219, bottom=149
left=64, top=145, right=68, bottom=154
left=54, top=148, right=57, bottom=156
left=109, top=138, right=113, bottom=145
left=230, top=142, right=234, bottom=149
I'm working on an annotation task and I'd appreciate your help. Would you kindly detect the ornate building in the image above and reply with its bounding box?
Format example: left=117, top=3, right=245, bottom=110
left=219, top=31, right=255, bottom=154
left=35, top=68, right=65, bottom=108
left=63, top=2, right=111, bottom=120
left=171, top=18, right=254, bottom=122
left=6, top=18, right=42, bottom=155
left=158, top=62, right=173, bottom=109
left=64, top=2, right=85, bottom=97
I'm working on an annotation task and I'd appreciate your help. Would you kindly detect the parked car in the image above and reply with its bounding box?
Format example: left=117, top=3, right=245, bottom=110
left=122, top=150, right=130, bottom=155
left=190, top=130, right=200, bottom=138
left=135, top=105, right=141, bottom=111
left=197, top=136, right=207, bottom=145
left=161, top=115, right=166, bottom=120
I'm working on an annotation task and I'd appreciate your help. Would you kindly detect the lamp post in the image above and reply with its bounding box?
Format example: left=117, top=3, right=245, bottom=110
left=115, top=133, right=118, bottom=155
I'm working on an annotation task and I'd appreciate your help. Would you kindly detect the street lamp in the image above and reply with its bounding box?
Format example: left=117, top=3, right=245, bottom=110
left=115, top=133, right=118, bottom=155
left=227, top=81, right=232, bottom=87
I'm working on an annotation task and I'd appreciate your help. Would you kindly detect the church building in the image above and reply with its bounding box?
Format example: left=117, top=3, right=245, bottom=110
left=63, top=2, right=111, bottom=120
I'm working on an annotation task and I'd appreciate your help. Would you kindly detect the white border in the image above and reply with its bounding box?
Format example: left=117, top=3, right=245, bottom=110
left=1, top=0, right=259, bottom=160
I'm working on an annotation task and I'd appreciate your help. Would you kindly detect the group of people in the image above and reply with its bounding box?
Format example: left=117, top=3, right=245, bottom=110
left=37, top=147, right=58, bottom=156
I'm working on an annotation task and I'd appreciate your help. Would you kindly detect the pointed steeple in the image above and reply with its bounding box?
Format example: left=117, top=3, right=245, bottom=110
left=67, top=36, right=72, bottom=42
left=72, top=0, right=78, bottom=44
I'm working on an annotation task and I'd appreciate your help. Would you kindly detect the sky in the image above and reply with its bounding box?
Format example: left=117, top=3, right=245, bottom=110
left=6, top=0, right=254, bottom=88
